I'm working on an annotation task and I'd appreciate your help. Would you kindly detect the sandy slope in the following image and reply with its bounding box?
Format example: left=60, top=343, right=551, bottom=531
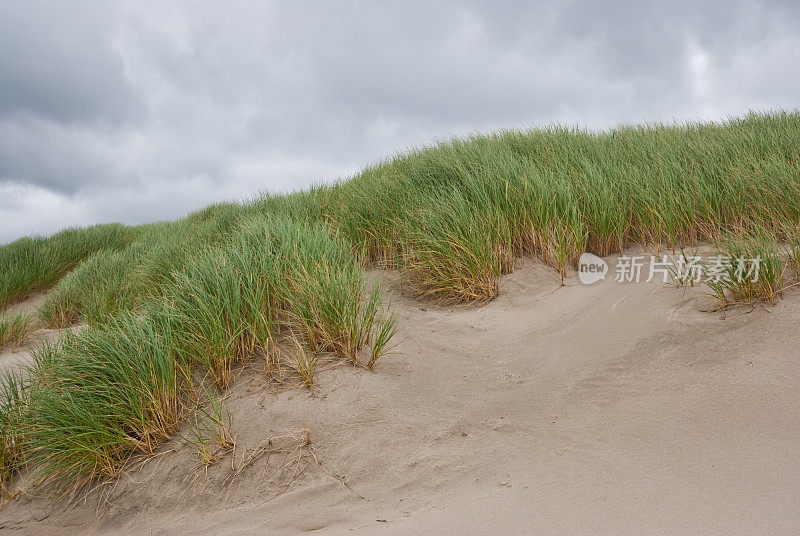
left=3, top=256, right=800, bottom=535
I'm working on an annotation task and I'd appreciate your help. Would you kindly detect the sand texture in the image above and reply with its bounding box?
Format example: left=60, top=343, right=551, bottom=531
left=2, top=257, right=799, bottom=535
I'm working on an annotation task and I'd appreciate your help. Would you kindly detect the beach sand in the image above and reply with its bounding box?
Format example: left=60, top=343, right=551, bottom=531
left=3, top=255, right=799, bottom=534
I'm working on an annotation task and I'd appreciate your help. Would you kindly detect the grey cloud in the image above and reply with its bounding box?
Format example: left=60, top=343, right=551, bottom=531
left=0, top=1, right=143, bottom=125
left=0, top=0, right=799, bottom=243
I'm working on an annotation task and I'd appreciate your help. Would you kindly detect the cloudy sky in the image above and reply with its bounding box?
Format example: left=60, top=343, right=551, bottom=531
left=1, top=1, right=798, bottom=243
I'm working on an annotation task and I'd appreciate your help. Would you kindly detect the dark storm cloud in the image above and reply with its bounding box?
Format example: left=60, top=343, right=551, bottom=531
left=0, top=2, right=142, bottom=125
left=1, top=0, right=799, bottom=243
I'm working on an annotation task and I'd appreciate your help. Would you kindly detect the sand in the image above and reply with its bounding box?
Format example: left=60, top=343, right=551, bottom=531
left=2, top=255, right=799, bottom=534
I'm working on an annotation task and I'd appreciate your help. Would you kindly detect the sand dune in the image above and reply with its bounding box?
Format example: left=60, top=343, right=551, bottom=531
left=3, top=256, right=799, bottom=535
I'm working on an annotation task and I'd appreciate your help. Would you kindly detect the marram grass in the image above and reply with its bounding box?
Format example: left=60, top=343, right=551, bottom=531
left=1, top=111, right=799, bottom=493
left=19, top=313, right=183, bottom=488
left=0, top=369, right=27, bottom=496
left=0, top=215, right=395, bottom=492
left=0, top=313, right=33, bottom=352
left=324, top=111, right=800, bottom=298
left=6, top=111, right=800, bottom=308
left=0, top=224, right=138, bottom=310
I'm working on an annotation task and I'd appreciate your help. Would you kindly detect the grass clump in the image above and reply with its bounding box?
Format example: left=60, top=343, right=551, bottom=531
left=705, top=228, right=786, bottom=308
left=0, top=370, right=27, bottom=497
left=268, top=218, right=384, bottom=362
left=785, top=225, right=800, bottom=281
left=165, top=215, right=396, bottom=387
left=0, top=313, right=34, bottom=352
left=20, top=313, right=182, bottom=488
left=287, top=335, right=318, bottom=388
left=367, top=302, right=399, bottom=370
left=165, top=253, right=249, bottom=390
left=184, top=391, right=234, bottom=467
left=2, top=214, right=396, bottom=491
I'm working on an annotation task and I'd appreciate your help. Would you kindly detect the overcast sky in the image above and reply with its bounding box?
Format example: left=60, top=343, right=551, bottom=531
left=1, top=1, right=798, bottom=243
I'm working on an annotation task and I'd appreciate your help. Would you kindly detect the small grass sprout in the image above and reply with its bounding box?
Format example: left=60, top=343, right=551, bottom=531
left=288, top=334, right=318, bottom=389
left=185, top=392, right=234, bottom=467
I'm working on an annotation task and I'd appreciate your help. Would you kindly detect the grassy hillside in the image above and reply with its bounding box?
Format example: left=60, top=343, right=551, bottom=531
left=0, top=224, right=139, bottom=309
left=1, top=111, right=799, bottom=494
left=6, top=111, right=800, bottom=313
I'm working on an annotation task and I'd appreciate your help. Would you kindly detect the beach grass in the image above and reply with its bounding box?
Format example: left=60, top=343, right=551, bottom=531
left=0, top=313, right=34, bottom=352
left=785, top=225, right=800, bottom=281
left=705, top=227, right=787, bottom=307
left=0, top=369, right=27, bottom=497
left=184, top=390, right=234, bottom=467
left=18, top=313, right=183, bottom=489
left=320, top=111, right=800, bottom=299
left=0, top=224, right=139, bottom=311
left=9, top=111, right=800, bottom=309
left=0, top=110, right=798, bottom=492
left=3, top=214, right=395, bottom=490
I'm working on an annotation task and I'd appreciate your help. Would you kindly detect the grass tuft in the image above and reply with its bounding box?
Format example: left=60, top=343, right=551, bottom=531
left=288, top=334, right=318, bottom=389
left=20, top=313, right=182, bottom=489
left=368, top=308, right=399, bottom=370
left=0, top=369, right=28, bottom=497
left=185, top=391, right=234, bottom=467
left=706, top=228, right=786, bottom=308
left=785, top=225, right=800, bottom=281
left=0, top=313, right=34, bottom=352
